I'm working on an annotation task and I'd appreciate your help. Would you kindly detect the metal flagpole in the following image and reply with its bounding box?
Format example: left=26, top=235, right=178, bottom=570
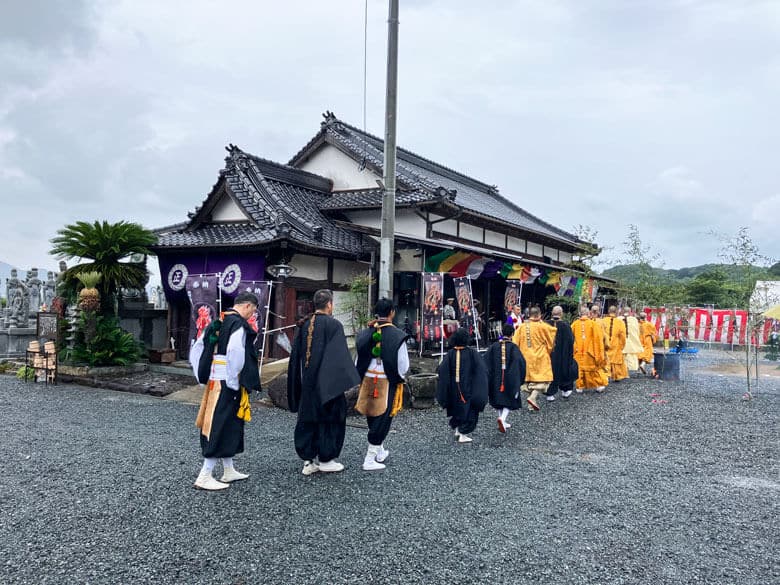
left=216, top=272, right=223, bottom=316
left=418, top=251, right=425, bottom=358
left=439, top=271, right=445, bottom=363
left=258, top=281, right=273, bottom=380
left=470, top=276, right=480, bottom=352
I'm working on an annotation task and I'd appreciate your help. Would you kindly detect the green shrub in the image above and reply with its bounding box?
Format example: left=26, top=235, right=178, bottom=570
left=71, top=311, right=141, bottom=367
left=16, top=366, right=35, bottom=380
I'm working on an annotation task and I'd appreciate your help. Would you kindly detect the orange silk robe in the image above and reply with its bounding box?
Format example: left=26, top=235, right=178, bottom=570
left=639, top=321, right=657, bottom=363
left=572, top=317, right=608, bottom=389
left=512, top=319, right=557, bottom=382
left=604, top=316, right=629, bottom=381
left=594, top=317, right=611, bottom=384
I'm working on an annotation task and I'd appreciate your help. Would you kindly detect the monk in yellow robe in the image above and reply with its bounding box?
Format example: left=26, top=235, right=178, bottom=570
left=572, top=306, right=607, bottom=392
left=622, top=309, right=643, bottom=371
left=637, top=313, right=657, bottom=375
left=512, top=307, right=556, bottom=411
left=590, top=304, right=610, bottom=388
left=603, top=306, right=629, bottom=382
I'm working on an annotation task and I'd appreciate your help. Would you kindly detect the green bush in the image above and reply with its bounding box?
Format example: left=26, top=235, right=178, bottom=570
left=16, top=366, right=35, bottom=380
left=71, top=311, right=141, bottom=367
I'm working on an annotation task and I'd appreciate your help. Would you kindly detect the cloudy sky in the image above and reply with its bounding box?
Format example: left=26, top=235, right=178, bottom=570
left=1, top=0, right=778, bottom=278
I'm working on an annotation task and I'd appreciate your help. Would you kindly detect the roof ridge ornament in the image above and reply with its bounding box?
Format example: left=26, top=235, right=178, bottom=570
left=322, top=111, right=338, bottom=127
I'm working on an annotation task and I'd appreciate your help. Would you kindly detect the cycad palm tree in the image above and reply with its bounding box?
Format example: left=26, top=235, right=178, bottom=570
left=50, top=220, right=157, bottom=313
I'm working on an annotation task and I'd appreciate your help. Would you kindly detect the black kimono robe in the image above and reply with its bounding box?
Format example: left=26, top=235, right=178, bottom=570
left=287, top=312, right=360, bottom=463
left=287, top=312, right=360, bottom=419
left=198, top=311, right=259, bottom=459
left=484, top=338, right=526, bottom=410
left=436, top=346, right=488, bottom=433
left=546, top=318, right=578, bottom=395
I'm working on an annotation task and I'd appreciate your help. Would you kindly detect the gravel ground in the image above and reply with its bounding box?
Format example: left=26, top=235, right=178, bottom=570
left=1, top=353, right=778, bottom=585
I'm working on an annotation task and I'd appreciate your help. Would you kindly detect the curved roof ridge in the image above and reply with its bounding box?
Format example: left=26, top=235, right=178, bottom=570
left=325, top=114, right=497, bottom=193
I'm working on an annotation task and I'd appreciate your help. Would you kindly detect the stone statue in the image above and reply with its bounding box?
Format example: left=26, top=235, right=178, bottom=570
left=43, top=272, right=56, bottom=309
left=154, top=285, right=166, bottom=310
left=8, top=280, right=29, bottom=328
left=6, top=268, right=19, bottom=306
left=55, top=260, right=68, bottom=296
left=27, top=268, right=42, bottom=316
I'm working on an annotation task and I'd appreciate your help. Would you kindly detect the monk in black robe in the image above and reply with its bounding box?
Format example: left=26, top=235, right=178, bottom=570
left=191, top=292, right=261, bottom=491
left=288, top=289, right=360, bottom=475
left=485, top=323, right=526, bottom=433
left=436, top=328, right=488, bottom=443
left=546, top=305, right=578, bottom=399
left=355, top=299, right=410, bottom=471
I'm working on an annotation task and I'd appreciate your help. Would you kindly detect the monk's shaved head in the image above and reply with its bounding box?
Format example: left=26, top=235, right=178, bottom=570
left=608, top=305, right=618, bottom=315
left=551, top=306, right=563, bottom=318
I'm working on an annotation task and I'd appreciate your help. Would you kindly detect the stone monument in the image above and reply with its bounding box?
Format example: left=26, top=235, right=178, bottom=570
left=43, top=272, right=56, bottom=309
left=27, top=268, right=42, bottom=316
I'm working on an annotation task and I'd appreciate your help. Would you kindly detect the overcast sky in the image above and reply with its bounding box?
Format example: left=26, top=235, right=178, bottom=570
left=1, top=0, right=778, bottom=278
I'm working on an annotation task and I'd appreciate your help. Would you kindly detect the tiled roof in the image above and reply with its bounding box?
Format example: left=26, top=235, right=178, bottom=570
left=153, top=146, right=370, bottom=256
left=291, top=112, right=586, bottom=249
left=155, top=223, right=274, bottom=247
left=319, top=188, right=433, bottom=210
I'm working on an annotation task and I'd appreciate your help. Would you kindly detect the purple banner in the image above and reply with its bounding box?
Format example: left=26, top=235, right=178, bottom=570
left=186, top=275, right=219, bottom=344
left=234, top=281, right=272, bottom=350
left=158, top=253, right=266, bottom=300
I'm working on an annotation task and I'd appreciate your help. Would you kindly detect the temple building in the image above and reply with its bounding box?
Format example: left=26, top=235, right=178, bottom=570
left=152, top=112, right=608, bottom=356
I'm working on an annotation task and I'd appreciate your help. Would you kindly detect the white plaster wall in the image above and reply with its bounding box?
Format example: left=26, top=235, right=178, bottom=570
left=344, top=210, right=381, bottom=230
left=211, top=195, right=247, bottom=221
left=485, top=230, right=506, bottom=248
left=430, top=214, right=457, bottom=236
left=298, top=145, right=379, bottom=190
left=333, top=259, right=367, bottom=285
left=507, top=236, right=526, bottom=253
left=459, top=222, right=483, bottom=243
left=543, top=246, right=559, bottom=261
left=290, top=254, right=328, bottom=281
left=394, top=210, right=426, bottom=237
left=527, top=241, right=543, bottom=257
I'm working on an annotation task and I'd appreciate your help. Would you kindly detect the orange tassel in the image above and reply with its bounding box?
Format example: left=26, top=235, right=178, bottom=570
left=373, top=376, right=379, bottom=399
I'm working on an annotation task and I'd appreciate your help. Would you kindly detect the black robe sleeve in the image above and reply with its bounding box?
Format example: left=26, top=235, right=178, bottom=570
left=551, top=321, right=577, bottom=384
left=436, top=352, right=453, bottom=408
left=513, top=343, right=527, bottom=386
left=467, top=348, right=489, bottom=412
left=316, top=317, right=361, bottom=405
left=286, top=325, right=305, bottom=413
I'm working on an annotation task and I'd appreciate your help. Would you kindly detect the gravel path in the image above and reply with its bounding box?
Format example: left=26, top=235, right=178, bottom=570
left=1, top=358, right=778, bottom=585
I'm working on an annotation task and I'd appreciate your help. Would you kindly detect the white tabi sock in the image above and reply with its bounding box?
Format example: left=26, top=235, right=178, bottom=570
left=201, top=458, right=218, bottom=474
left=500, top=408, right=509, bottom=421
left=222, top=457, right=234, bottom=470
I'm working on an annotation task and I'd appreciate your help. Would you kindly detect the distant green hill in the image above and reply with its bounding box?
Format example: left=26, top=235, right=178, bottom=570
left=601, top=263, right=778, bottom=285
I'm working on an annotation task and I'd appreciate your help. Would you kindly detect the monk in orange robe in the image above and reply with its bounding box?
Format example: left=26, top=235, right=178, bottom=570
left=512, top=307, right=556, bottom=411
left=590, top=304, right=611, bottom=388
left=603, top=306, right=629, bottom=382
left=572, top=306, right=607, bottom=392
left=637, top=313, right=657, bottom=375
